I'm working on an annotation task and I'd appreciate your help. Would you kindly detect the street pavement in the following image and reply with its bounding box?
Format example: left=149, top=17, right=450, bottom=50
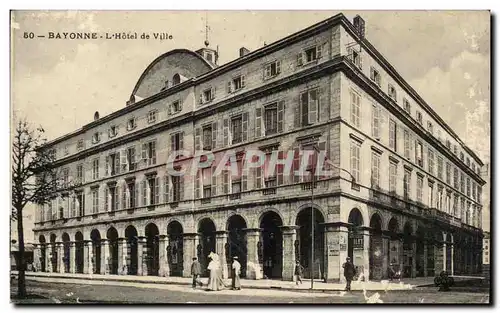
left=11, top=279, right=490, bottom=304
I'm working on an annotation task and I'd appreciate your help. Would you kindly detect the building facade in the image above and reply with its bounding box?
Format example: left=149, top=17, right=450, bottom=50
left=32, top=14, right=485, bottom=282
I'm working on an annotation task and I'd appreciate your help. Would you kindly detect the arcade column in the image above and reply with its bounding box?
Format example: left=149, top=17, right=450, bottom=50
left=215, top=231, right=228, bottom=279
left=182, top=233, right=198, bottom=277
left=158, top=234, right=170, bottom=277
left=243, top=228, right=262, bottom=279
left=322, top=222, right=349, bottom=283
left=280, top=226, right=299, bottom=281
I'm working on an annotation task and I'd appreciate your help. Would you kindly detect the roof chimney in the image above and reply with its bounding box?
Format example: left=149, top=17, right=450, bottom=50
left=353, top=15, right=365, bottom=39
left=239, top=47, right=250, bottom=57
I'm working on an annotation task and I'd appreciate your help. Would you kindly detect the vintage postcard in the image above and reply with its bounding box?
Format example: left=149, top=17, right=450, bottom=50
left=10, top=10, right=491, bottom=304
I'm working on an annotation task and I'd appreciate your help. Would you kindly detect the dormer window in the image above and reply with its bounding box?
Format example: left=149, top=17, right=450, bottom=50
left=127, top=117, right=137, bottom=131
left=200, top=87, right=216, bottom=105
left=388, top=84, right=397, bottom=101
left=370, top=67, right=381, bottom=87
left=92, top=132, right=101, bottom=144
left=227, top=75, right=246, bottom=93
left=108, top=125, right=117, bottom=138
left=172, top=74, right=181, bottom=86
left=148, top=110, right=157, bottom=124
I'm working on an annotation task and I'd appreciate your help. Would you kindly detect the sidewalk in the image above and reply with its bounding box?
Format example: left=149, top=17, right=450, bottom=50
left=12, top=271, right=484, bottom=293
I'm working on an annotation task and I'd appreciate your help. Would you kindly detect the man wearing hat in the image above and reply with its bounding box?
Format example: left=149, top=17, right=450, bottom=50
left=231, top=256, right=241, bottom=290
left=342, top=257, right=356, bottom=291
left=191, top=257, right=203, bottom=288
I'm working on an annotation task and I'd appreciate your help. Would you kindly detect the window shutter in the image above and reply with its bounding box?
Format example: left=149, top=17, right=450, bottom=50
left=121, top=149, right=128, bottom=171
left=155, top=177, right=160, bottom=205
left=211, top=87, right=216, bottom=100
left=211, top=166, right=217, bottom=196
left=297, top=52, right=304, bottom=66
left=255, top=107, right=262, bottom=138
left=294, top=95, right=302, bottom=129
left=241, top=75, right=246, bottom=88
left=164, top=176, right=169, bottom=203
left=242, top=165, right=248, bottom=191
left=114, top=152, right=120, bottom=175
left=198, top=94, right=203, bottom=105
left=223, top=170, right=230, bottom=194
left=99, top=187, right=104, bottom=213
left=179, top=176, right=184, bottom=201
left=195, top=171, right=201, bottom=198
left=115, top=186, right=120, bottom=211
left=242, top=112, right=248, bottom=142
left=179, top=100, right=183, bottom=111
left=223, top=118, right=229, bottom=147
left=105, top=156, right=109, bottom=176
left=122, top=183, right=128, bottom=209
left=135, top=182, right=139, bottom=208
left=277, top=100, right=285, bottom=133
left=348, top=47, right=353, bottom=60
left=316, top=44, right=323, bottom=59
left=212, top=121, right=218, bottom=149
left=195, top=127, right=201, bottom=151
left=293, top=148, right=300, bottom=183
left=179, top=132, right=184, bottom=150
left=277, top=151, right=284, bottom=186
left=170, top=134, right=175, bottom=153
left=359, top=52, right=363, bottom=69
left=308, top=91, right=318, bottom=125
left=276, top=60, right=281, bottom=74
left=141, top=143, right=147, bottom=164
left=370, top=67, right=375, bottom=80
left=227, top=81, right=232, bottom=94
left=142, top=180, right=148, bottom=206
left=168, top=103, right=172, bottom=115
left=104, top=187, right=109, bottom=212
left=255, top=167, right=262, bottom=189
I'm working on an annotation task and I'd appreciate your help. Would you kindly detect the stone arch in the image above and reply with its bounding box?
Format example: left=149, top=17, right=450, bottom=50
left=369, top=212, right=384, bottom=280
left=257, top=208, right=285, bottom=228
left=106, top=226, right=120, bottom=275
left=166, top=220, right=184, bottom=277
left=387, top=217, right=400, bottom=234
left=295, top=203, right=327, bottom=224
left=369, top=211, right=385, bottom=230
left=225, top=212, right=250, bottom=231
left=347, top=208, right=364, bottom=226
left=172, top=73, right=181, bottom=85
left=259, top=210, right=284, bottom=279
left=196, top=216, right=218, bottom=232
left=226, top=214, right=248, bottom=278
left=38, top=234, right=46, bottom=244
left=197, top=217, right=217, bottom=276
left=124, top=225, right=139, bottom=275
left=295, top=206, right=325, bottom=279
left=144, top=223, right=160, bottom=276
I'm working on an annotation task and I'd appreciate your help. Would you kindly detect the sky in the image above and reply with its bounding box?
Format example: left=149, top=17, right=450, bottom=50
left=10, top=10, right=491, bottom=236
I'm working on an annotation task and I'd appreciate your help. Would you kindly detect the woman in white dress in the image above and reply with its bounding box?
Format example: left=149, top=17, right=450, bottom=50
left=207, top=253, right=221, bottom=291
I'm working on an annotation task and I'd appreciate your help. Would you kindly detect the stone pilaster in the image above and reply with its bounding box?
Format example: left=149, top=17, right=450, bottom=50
left=46, top=244, right=53, bottom=273
left=280, top=226, right=299, bottom=281
left=83, top=240, right=93, bottom=274
left=322, top=223, right=349, bottom=283
left=101, top=239, right=110, bottom=275
left=136, top=236, right=146, bottom=276
left=182, top=233, right=198, bottom=277
left=215, top=231, right=229, bottom=279
left=243, top=228, right=262, bottom=279
left=118, top=238, right=127, bottom=275
left=69, top=242, right=76, bottom=273
left=158, top=235, right=169, bottom=277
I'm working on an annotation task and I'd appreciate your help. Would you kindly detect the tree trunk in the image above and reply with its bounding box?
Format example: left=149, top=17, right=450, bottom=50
left=16, top=206, right=27, bottom=299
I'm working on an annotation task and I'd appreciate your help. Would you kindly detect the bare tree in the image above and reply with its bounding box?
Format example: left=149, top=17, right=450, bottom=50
left=11, top=119, right=65, bottom=299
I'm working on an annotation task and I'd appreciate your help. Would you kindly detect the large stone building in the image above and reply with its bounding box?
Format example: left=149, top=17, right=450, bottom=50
left=32, top=13, right=485, bottom=282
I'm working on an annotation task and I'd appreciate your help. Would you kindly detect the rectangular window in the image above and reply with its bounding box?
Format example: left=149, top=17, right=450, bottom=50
left=372, top=103, right=380, bottom=139
left=231, top=116, right=243, bottom=144
left=76, top=164, right=83, bottom=183
left=202, top=87, right=215, bottom=103
left=428, top=183, right=434, bottom=208
left=404, top=130, right=410, bottom=159
left=347, top=48, right=362, bottom=68
left=428, top=149, right=434, bottom=174
left=147, top=110, right=157, bottom=124
left=416, top=111, right=423, bottom=125
left=478, top=186, right=482, bottom=203
left=437, top=186, right=443, bottom=209
left=389, top=162, right=397, bottom=193
left=417, top=176, right=423, bottom=203
left=172, top=175, right=183, bottom=202
left=453, top=167, right=459, bottom=189
left=62, top=168, right=69, bottom=187
left=466, top=157, right=470, bottom=167
left=404, top=169, right=411, bottom=200
left=446, top=140, right=451, bottom=149
left=389, top=119, right=397, bottom=151
left=388, top=84, right=397, bottom=101
left=108, top=125, right=117, bottom=138
left=228, top=75, right=246, bottom=92
left=305, top=46, right=318, bottom=63
left=264, top=60, right=281, bottom=79
left=437, top=156, right=443, bottom=180
left=300, top=88, right=319, bottom=126
left=466, top=177, right=471, bottom=197
left=92, top=132, right=100, bottom=144
left=127, top=118, right=137, bottom=131
left=202, top=124, right=213, bottom=150
left=170, top=100, right=182, bottom=114
left=427, top=121, right=433, bottom=134
left=171, top=132, right=184, bottom=154
left=106, top=152, right=120, bottom=176
left=370, top=67, right=381, bottom=87
left=350, top=90, right=361, bottom=128
left=460, top=173, right=465, bottom=193
left=472, top=183, right=476, bottom=201
left=92, top=158, right=99, bottom=180
left=446, top=163, right=451, bottom=185
left=142, top=140, right=157, bottom=166
left=371, top=152, right=380, bottom=188
left=127, top=147, right=136, bottom=171
left=403, top=98, right=411, bottom=114
left=297, top=45, right=323, bottom=66
left=264, top=103, right=278, bottom=136
left=92, top=189, right=99, bottom=214
left=77, top=139, right=84, bottom=151
left=460, top=152, right=464, bottom=161
left=350, top=141, right=361, bottom=183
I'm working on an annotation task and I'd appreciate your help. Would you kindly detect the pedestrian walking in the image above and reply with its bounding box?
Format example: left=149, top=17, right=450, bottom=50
left=207, top=252, right=222, bottom=291
left=231, top=256, right=241, bottom=290
left=342, top=257, right=356, bottom=291
left=294, top=261, right=304, bottom=285
left=191, top=257, right=203, bottom=288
